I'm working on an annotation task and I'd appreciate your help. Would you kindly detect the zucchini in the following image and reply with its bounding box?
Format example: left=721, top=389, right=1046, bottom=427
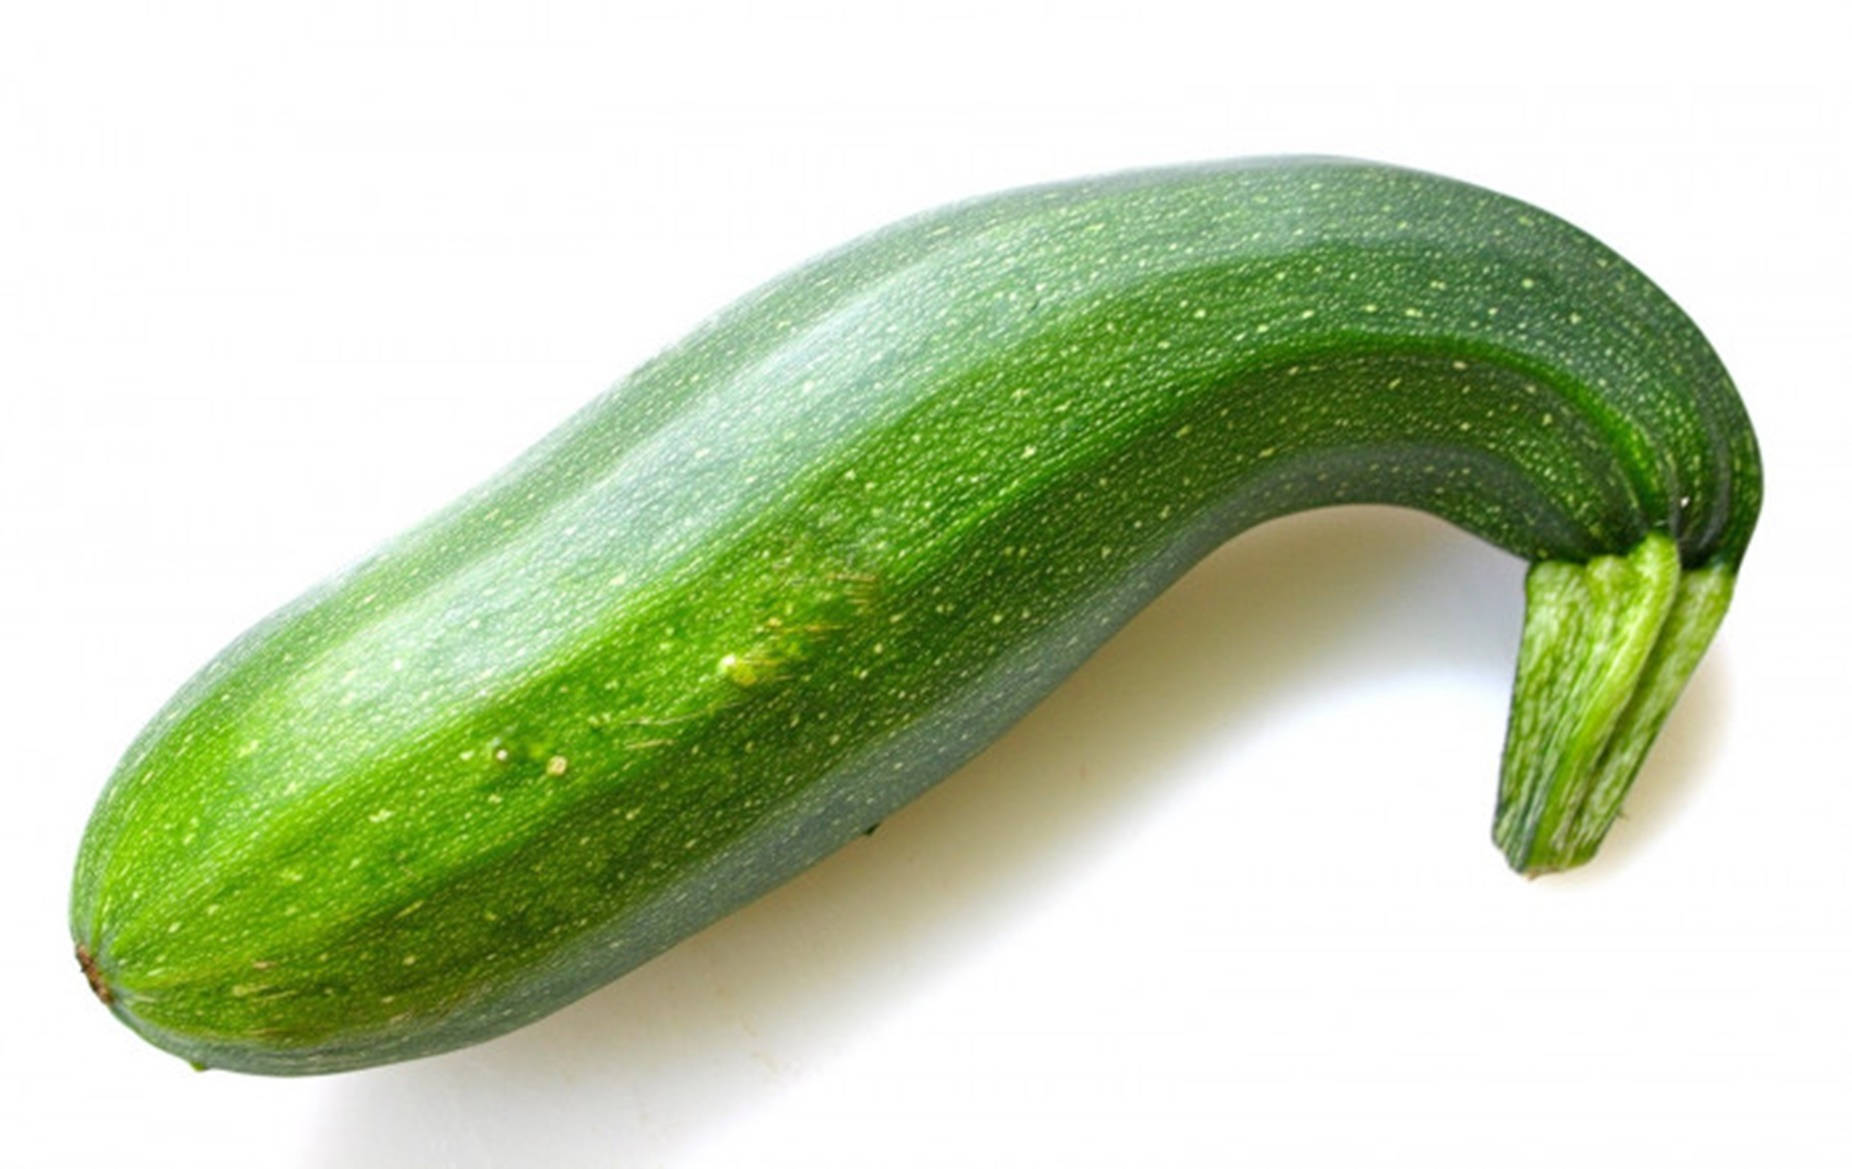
left=71, top=157, right=1761, bottom=1074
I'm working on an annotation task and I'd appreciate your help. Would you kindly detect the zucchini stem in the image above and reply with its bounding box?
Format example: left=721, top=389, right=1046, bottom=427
left=1494, top=535, right=1735, bottom=874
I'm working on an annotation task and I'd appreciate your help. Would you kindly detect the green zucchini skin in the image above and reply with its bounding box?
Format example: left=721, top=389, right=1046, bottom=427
left=71, top=157, right=1760, bottom=1074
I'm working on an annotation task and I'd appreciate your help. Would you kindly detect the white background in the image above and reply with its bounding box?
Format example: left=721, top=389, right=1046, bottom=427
left=3, top=4, right=1848, bottom=1166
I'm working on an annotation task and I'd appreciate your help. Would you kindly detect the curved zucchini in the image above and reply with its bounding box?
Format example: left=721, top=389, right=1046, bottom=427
left=71, top=157, right=1761, bottom=1074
